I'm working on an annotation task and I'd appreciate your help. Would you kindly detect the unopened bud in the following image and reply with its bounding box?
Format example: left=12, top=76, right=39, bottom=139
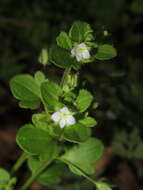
left=38, top=48, right=49, bottom=66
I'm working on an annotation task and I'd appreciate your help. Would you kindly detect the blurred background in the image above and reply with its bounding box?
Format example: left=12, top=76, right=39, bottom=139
left=0, top=0, right=143, bottom=189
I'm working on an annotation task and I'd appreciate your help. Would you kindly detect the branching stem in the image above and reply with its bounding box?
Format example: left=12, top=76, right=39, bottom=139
left=11, top=152, right=27, bottom=175
left=19, top=159, right=52, bottom=190
left=18, top=67, right=71, bottom=190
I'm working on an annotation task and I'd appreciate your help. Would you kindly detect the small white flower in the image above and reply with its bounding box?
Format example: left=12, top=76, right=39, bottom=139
left=51, top=107, right=76, bottom=128
left=71, top=43, right=90, bottom=62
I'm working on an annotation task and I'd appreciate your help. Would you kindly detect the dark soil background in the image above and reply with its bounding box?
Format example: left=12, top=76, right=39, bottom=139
left=0, top=0, right=143, bottom=189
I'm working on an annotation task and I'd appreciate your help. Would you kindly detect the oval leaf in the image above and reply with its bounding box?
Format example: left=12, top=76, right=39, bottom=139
left=56, top=32, right=72, bottom=50
left=61, top=138, right=104, bottom=175
left=76, top=89, right=93, bottom=112
left=50, top=46, right=76, bottom=69
left=69, top=21, right=94, bottom=42
left=16, top=124, right=53, bottom=155
left=0, top=168, right=10, bottom=183
left=95, top=44, right=117, bottom=60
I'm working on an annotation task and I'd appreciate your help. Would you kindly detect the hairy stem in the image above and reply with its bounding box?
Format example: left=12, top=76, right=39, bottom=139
left=11, top=152, right=27, bottom=175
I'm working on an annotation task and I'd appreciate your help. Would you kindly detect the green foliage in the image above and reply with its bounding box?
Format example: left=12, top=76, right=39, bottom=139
left=38, top=163, right=66, bottom=185
left=32, top=113, right=51, bottom=131
left=8, top=20, right=117, bottom=189
left=10, top=74, right=41, bottom=109
left=95, top=44, right=117, bottom=60
left=34, top=71, right=46, bottom=86
left=41, top=80, right=62, bottom=110
left=28, top=157, right=65, bottom=185
left=64, top=123, right=91, bottom=143
left=96, top=181, right=112, bottom=190
left=51, top=20, right=116, bottom=69
left=79, top=116, right=97, bottom=127
left=56, top=32, right=72, bottom=50
left=61, top=138, right=104, bottom=175
left=16, top=124, right=55, bottom=155
left=0, top=168, right=16, bottom=190
left=76, top=89, right=93, bottom=112
left=69, top=21, right=94, bottom=42
left=50, top=46, right=76, bottom=69
left=1, top=0, right=142, bottom=188
left=0, top=168, right=10, bottom=184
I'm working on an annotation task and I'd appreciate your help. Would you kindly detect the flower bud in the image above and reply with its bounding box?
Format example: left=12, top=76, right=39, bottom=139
left=38, top=48, right=49, bottom=66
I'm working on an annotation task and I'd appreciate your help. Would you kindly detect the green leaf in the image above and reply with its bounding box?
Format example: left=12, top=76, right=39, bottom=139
left=61, top=138, right=104, bottom=175
left=41, top=81, right=62, bottom=110
left=96, top=182, right=112, bottom=190
left=79, top=117, right=97, bottom=127
left=8, top=177, right=17, bottom=186
left=56, top=32, right=72, bottom=50
left=64, top=123, right=91, bottom=143
left=38, top=163, right=66, bottom=185
left=50, top=46, right=76, bottom=69
left=32, top=113, right=50, bottom=129
left=28, top=156, right=41, bottom=173
left=32, top=113, right=54, bottom=135
left=95, top=44, right=117, bottom=60
left=0, top=168, right=10, bottom=183
left=19, top=100, right=40, bottom=110
left=42, top=80, right=62, bottom=97
left=10, top=74, right=41, bottom=100
left=34, top=71, right=46, bottom=86
left=76, top=89, right=93, bottom=112
left=16, top=124, right=54, bottom=155
left=69, top=21, right=94, bottom=42
left=10, top=74, right=41, bottom=109
left=28, top=142, right=60, bottom=173
left=28, top=157, right=65, bottom=185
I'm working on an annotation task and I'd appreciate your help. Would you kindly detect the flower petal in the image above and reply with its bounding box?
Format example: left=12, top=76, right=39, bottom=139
left=71, top=47, right=76, bottom=56
left=66, top=115, right=76, bottom=125
left=76, top=54, right=82, bottom=62
left=59, top=119, right=66, bottom=128
left=82, top=50, right=90, bottom=59
left=51, top=112, right=60, bottom=122
left=60, top=107, right=70, bottom=114
left=79, top=43, right=86, bottom=49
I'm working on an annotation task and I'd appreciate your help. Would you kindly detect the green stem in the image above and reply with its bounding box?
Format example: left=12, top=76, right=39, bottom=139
left=19, top=159, right=52, bottom=190
left=60, top=67, right=71, bottom=88
left=58, top=158, right=97, bottom=186
left=19, top=67, right=71, bottom=190
left=81, top=171, right=97, bottom=186
left=41, top=99, right=49, bottom=113
left=11, top=152, right=27, bottom=175
left=58, top=67, right=71, bottom=140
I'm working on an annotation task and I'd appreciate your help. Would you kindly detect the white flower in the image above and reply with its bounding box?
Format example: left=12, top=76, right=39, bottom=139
left=71, top=43, right=90, bottom=62
left=51, top=107, right=76, bottom=128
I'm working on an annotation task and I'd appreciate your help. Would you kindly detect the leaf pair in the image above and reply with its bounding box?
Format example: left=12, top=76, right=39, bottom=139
left=50, top=21, right=94, bottom=69
left=10, top=71, right=63, bottom=111
left=51, top=21, right=117, bottom=69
